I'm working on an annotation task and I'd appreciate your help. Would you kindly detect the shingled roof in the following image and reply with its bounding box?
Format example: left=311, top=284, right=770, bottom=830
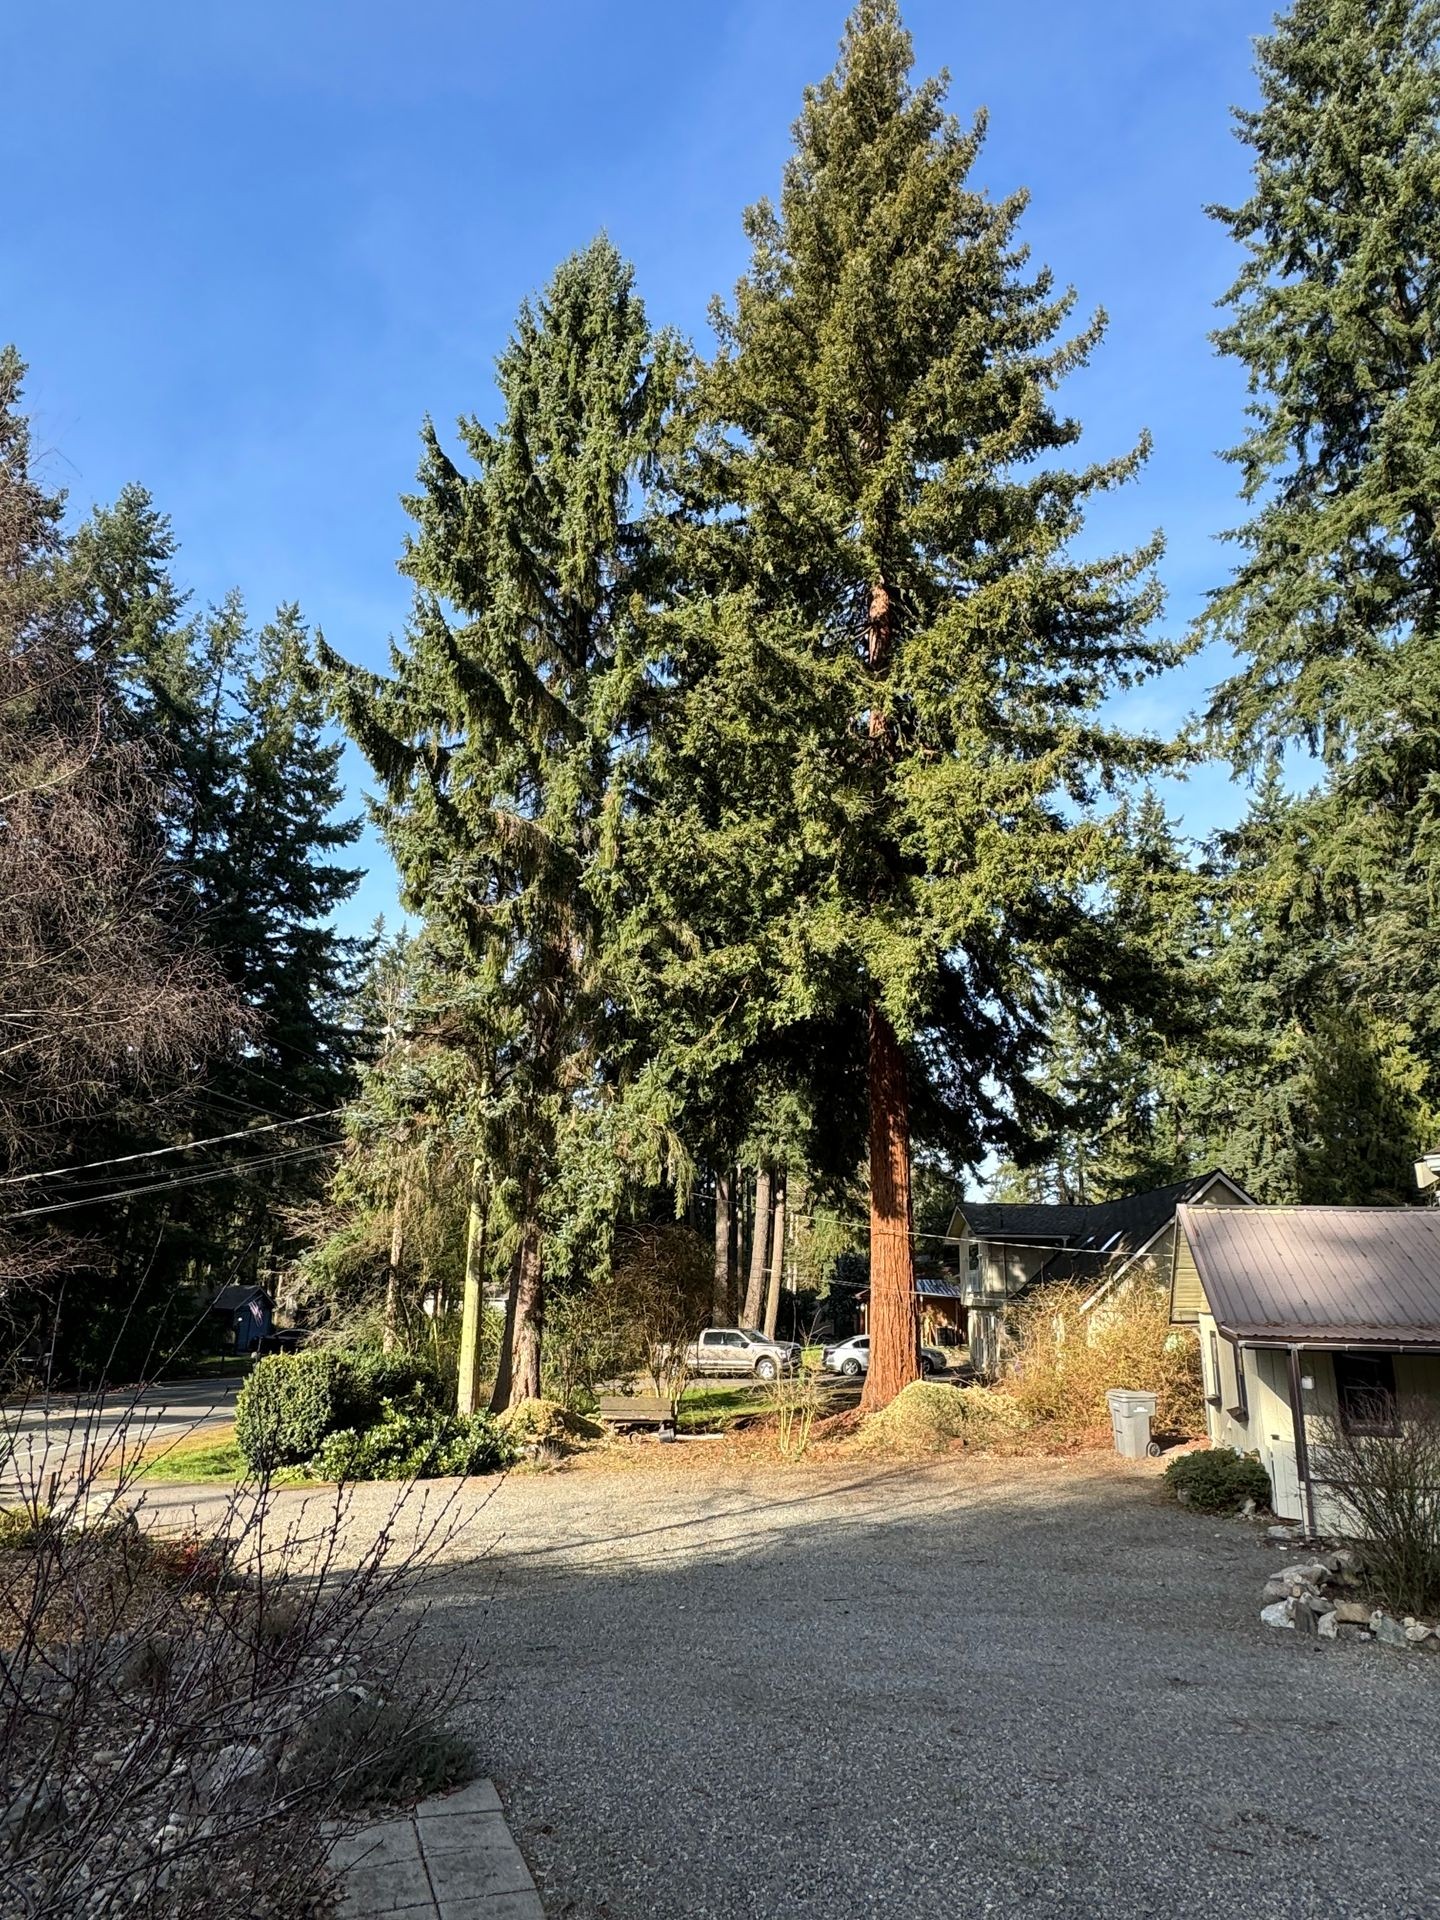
left=948, top=1172, right=1242, bottom=1265
left=1179, top=1204, right=1440, bottom=1348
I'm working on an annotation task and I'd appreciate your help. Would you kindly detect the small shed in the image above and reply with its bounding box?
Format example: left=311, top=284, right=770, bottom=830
left=209, top=1284, right=274, bottom=1355
left=856, top=1273, right=966, bottom=1349
left=1170, top=1204, right=1440, bottom=1534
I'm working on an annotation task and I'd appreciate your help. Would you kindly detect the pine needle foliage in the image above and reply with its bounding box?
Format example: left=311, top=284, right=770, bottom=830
left=658, top=2, right=1184, bottom=1404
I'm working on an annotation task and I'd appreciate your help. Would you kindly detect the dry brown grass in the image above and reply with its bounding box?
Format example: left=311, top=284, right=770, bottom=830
left=1001, top=1281, right=1204, bottom=1442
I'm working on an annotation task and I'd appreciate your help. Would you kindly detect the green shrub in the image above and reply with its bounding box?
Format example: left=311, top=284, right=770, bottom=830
left=234, top=1350, right=352, bottom=1470
left=1163, top=1447, right=1271, bottom=1514
left=311, top=1400, right=517, bottom=1482
left=340, top=1350, right=442, bottom=1423
left=0, top=1506, right=47, bottom=1548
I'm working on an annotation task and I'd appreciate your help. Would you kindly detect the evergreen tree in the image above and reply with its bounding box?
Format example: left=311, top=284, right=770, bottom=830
left=1204, top=0, right=1440, bottom=1186
left=679, top=2, right=1179, bottom=1406
left=327, top=238, right=679, bottom=1406
left=59, top=492, right=366, bottom=1340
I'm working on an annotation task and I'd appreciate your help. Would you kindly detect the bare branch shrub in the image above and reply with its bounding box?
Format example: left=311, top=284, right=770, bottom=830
left=0, top=1384, right=486, bottom=1918
left=772, top=1349, right=825, bottom=1461
left=611, top=1225, right=711, bottom=1415
left=1002, top=1280, right=1204, bottom=1440
left=0, top=347, right=236, bottom=1303
left=1312, top=1393, right=1440, bottom=1617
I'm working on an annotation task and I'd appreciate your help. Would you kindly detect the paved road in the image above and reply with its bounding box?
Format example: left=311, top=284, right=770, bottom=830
left=407, top=1453, right=1440, bottom=1920
left=0, top=1376, right=243, bottom=1498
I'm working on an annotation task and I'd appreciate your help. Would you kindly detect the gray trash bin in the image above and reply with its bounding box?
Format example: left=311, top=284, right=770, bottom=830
left=1106, top=1387, right=1158, bottom=1459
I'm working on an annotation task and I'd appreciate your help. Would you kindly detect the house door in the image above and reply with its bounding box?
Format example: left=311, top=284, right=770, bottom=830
left=1265, top=1440, right=1302, bottom=1523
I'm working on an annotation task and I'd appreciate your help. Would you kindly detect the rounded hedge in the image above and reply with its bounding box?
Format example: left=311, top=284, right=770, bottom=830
left=1163, top=1446, right=1271, bottom=1515
left=234, top=1346, right=455, bottom=1474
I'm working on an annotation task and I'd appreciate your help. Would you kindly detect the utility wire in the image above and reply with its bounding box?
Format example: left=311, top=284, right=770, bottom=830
left=2, top=1141, right=342, bottom=1223
left=0, top=1109, right=345, bottom=1189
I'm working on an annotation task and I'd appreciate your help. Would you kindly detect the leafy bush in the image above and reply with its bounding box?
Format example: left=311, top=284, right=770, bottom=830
left=341, top=1349, right=442, bottom=1422
left=235, top=1346, right=448, bottom=1472
left=1004, top=1282, right=1205, bottom=1439
left=235, top=1350, right=352, bottom=1470
left=312, top=1399, right=517, bottom=1482
left=1163, top=1447, right=1271, bottom=1514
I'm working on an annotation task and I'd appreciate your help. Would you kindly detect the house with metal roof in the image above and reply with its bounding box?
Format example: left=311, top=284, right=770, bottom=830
left=946, top=1170, right=1252, bottom=1377
left=1170, top=1204, right=1440, bottom=1534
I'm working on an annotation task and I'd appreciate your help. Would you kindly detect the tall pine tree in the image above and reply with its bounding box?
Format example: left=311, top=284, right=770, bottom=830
left=1205, top=0, right=1440, bottom=1186
left=327, top=238, right=679, bottom=1406
left=683, top=2, right=1180, bottom=1406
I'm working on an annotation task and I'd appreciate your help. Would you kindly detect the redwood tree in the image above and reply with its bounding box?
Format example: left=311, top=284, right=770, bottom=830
left=694, top=2, right=1178, bottom=1408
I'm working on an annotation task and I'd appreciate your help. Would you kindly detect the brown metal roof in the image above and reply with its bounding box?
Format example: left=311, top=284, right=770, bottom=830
left=1178, top=1204, right=1440, bottom=1347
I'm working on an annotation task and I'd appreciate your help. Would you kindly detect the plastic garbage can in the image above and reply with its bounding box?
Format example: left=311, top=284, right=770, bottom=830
left=1106, top=1387, right=1159, bottom=1459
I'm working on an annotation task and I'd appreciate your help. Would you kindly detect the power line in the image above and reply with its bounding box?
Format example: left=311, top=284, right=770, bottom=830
left=2, top=1141, right=342, bottom=1223
left=0, top=1109, right=345, bottom=1189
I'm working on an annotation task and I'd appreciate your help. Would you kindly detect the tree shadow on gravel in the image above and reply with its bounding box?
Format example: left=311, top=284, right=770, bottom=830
left=415, top=1460, right=1440, bottom=1920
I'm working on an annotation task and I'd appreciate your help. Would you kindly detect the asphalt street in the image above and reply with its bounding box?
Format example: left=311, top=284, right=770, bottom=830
left=0, top=1375, right=243, bottom=1499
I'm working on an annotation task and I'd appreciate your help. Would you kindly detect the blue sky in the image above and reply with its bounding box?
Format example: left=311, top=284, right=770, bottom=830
left=6, top=0, right=1270, bottom=933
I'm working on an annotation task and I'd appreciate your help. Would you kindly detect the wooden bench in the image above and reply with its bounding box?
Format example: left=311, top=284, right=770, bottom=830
left=594, top=1393, right=676, bottom=1435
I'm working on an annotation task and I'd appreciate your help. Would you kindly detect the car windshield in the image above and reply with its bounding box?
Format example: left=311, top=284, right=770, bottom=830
left=739, top=1329, right=768, bottom=1342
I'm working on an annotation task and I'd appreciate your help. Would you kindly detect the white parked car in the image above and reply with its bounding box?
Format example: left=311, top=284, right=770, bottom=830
left=822, top=1335, right=949, bottom=1378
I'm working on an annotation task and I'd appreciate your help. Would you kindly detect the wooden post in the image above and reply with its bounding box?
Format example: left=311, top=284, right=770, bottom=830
left=762, top=1173, right=787, bottom=1339
left=741, top=1168, right=773, bottom=1328
left=456, top=1159, right=488, bottom=1416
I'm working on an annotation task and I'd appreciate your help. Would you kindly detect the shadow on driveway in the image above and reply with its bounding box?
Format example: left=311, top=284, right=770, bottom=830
left=418, top=1455, right=1440, bottom=1920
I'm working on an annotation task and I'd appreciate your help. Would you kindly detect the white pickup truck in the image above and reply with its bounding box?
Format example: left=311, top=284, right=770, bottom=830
left=684, top=1327, right=802, bottom=1380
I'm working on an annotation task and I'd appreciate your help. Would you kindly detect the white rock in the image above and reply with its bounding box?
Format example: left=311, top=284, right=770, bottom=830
left=1316, top=1610, right=1339, bottom=1639
left=1276, top=1561, right=1330, bottom=1585
left=1261, top=1599, right=1296, bottom=1630
left=1405, top=1621, right=1431, bottom=1644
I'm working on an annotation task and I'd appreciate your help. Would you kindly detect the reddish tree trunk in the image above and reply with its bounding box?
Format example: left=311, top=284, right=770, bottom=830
left=859, top=1002, right=919, bottom=1412
left=509, top=1216, right=544, bottom=1404
left=713, top=1168, right=733, bottom=1324
left=487, top=1245, right=520, bottom=1415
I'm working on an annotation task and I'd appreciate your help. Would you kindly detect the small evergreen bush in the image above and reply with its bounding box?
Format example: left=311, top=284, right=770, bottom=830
left=234, top=1350, right=351, bottom=1470
left=1163, top=1447, right=1270, bottom=1514
left=311, top=1400, right=517, bottom=1482
left=340, top=1350, right=442, bottom=1423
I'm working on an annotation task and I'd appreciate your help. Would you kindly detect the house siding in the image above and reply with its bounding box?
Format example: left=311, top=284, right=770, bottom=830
left=1171, top=1235, right=1206, bottom=1324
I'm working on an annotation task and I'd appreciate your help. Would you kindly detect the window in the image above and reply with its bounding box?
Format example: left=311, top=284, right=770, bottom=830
left=1334, top=1352, right=1398, bottom=1435
left=1228, top=1342, right=1248, bottom=1422
left=1206, top=1331, right=1221, bottom=1407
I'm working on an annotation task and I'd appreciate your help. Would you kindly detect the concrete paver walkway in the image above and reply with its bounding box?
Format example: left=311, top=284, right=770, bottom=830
left=331, top=1779, right=543, bottom=1919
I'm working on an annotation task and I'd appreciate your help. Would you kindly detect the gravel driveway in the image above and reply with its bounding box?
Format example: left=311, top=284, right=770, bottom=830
left=404, top=1450, right=1440, bottom=1920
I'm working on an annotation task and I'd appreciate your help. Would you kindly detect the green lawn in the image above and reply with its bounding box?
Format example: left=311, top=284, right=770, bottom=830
left=676, top=1383, right=777, bottom=1432
left=129, top=1428, right=248, bottom=1483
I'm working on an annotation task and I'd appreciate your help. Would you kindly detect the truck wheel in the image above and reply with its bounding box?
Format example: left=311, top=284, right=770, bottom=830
left=841, top=1358, right=862, bottom=1378
left=919, top=1355, right=935, bottom=1377
left=755, top=1356, right=778, bottom=1381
